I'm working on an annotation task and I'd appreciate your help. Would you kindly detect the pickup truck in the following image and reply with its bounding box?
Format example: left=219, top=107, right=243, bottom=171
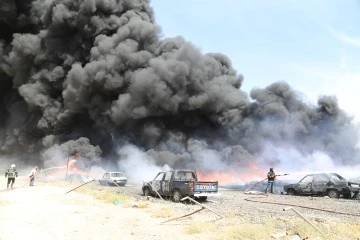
left=142, top=170, right=219, bottom=202
left=99, top=172, right=127, bottom=186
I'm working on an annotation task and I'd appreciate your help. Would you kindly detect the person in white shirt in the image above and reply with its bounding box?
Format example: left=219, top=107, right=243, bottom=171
left=29, top=166, right=39, bottom=186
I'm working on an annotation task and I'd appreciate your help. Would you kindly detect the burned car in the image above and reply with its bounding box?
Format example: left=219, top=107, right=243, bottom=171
left=142, top=170, right=219, bottom=202
left=283, top=173, right=360, bottom=199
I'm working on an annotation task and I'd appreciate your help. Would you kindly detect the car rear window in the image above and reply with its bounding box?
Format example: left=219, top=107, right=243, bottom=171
left=174, top=171, right=195, bottom=180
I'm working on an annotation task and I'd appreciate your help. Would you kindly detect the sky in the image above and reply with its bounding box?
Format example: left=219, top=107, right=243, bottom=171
left=150, top=0, right=360, bottom=122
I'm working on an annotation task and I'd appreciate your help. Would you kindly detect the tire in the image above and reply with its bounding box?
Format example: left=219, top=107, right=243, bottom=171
left=143, top=187, right=151, bottom=197
left=173, top=190, right=182, bottom=203
left=354, top=192, right=360, bottom=200
left=287, top=189, right=296, bottom=196
left=199, top=196, right=207, bottom=201
left=343, top=192, right=352, bottom=199
left=328, top=189, right=340, bottom=198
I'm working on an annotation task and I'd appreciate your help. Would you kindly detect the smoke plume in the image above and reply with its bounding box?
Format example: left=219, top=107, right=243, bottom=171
left=0, top=0, right=359, bottom=180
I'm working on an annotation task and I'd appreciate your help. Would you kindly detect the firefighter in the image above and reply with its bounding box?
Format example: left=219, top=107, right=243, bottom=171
left=5, top=164, right=18, bottom=189
left=29, top=166, right=39, bottom=186
left=265, top=168, right=276, bottom=194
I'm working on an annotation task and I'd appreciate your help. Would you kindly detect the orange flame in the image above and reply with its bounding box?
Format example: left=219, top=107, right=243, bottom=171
left=197, top=163, right=265, bottom=185
left=41, top=154, right=88, bottom=179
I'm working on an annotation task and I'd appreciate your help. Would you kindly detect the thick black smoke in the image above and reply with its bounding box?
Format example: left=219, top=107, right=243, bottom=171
left=0, top=0, right=359, bottom=175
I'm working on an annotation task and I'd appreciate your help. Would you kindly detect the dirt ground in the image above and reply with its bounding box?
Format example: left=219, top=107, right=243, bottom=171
left=1, top=176, right=360, bottom=240
left=0, top=177, right=216, bottom=240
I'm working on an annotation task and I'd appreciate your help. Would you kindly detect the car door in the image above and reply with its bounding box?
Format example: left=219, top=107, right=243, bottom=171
left=102, top=173, right=110, bottom=185
left=161, top=171, right=172, bottom=196
left=298, top=175, right=314, bottom=194
left=152, top=172, right=165, bottom=195
left=311, top=174, right=328, bottom=194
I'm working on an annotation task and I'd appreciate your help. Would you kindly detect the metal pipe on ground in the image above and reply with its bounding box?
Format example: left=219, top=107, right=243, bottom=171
left=181, top=196, right=224, bottom=220
left=110, top=178, right=132, bottom=196
left=160, top=207, right=205, bottom=224
left=91, top=176, right=104, bottom=190
left=147, top=182, right=165, bottom=202
left=65, top=179, right=95, bottom=194
left=283, top=206, right=324, bottom=235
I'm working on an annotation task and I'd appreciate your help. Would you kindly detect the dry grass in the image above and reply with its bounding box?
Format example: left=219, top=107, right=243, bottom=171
left=180, top=216, right=360, bottom=240
left=330, top=222, right=360, bottom=239
left=0, top=200, right=11, bottom=206
left=183, top=222, right=218, bottom=234
left=215, top=218, right=279, bottom=240
left=50, top=180, right=132, bottom=205
left=92, top=189, right=131, bottom=204
left=149, top=205, right=174, bottom=218
left=134, top=201, right=150, bottom=208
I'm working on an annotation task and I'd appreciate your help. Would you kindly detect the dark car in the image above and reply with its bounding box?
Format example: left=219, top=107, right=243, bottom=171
left=283, top=173, right=360, bottom=199
left=142, top=170, right=219, bottom=202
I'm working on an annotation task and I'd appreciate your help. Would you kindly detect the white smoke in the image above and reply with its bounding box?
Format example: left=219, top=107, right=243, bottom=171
left=261, top=143, right=360, bottom=181
left=117, top=145, right=170, bottom=182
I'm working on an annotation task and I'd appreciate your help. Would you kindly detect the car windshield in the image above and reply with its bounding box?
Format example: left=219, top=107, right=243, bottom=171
left=300, top=175, right=313, bottom=183
left=111, top=173, right=124, bottom=177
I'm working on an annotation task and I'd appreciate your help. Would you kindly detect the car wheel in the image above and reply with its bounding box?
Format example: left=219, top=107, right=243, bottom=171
left=143, top=187, right=151, bottom=196
left=354, top=192, right=360, bottom=200
left=173, top=190, right=182, bottom=203
left=287, top=189, right=296, bottom=196
left=343, top=192, right=352, bottom=199
left=328, top=189, right=340, bottom=198
left=199, top=196, right=207, bottom=202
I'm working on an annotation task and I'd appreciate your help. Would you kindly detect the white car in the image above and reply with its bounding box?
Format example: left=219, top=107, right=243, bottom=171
left=99, top=172, right=127, bottom=186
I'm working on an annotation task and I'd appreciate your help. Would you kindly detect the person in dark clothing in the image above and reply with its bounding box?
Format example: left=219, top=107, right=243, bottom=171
left=5, top=164, right=18, bottom=189
left=265, top=168, right=276, bottom=193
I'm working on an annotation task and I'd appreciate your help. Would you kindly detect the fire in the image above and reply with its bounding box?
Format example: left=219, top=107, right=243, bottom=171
left=67, top=160, right=84, bottom=174
left=197, top=163, right=266, bottom=185
left=40, top=154, right=88, bottom=179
